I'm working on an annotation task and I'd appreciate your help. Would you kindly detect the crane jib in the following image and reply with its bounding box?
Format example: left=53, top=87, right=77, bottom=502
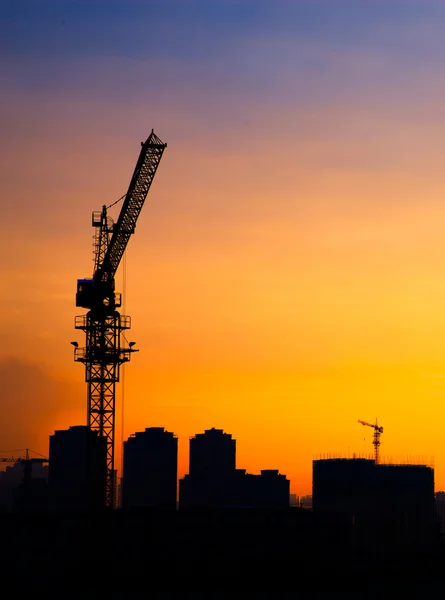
left=101, top=131, right=167, bottom=279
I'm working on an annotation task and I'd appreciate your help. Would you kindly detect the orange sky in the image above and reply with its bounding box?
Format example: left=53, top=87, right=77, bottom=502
left=3, top=1, right=445, bottom=495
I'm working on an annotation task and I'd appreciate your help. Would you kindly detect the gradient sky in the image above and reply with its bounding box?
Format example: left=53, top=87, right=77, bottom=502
left=3, top=0, right=445, bottom=495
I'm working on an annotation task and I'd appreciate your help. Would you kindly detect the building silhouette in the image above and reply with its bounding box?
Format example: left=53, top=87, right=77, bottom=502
left=0, top=462, right=48, bottom=512
left=313, top=458, right=374, bottom=516
left=180, top=428, right=289, bottom=509
left=232, top=469, right=290, bottom=509
left=312, top=458, right=435, bottom=550
left=180, top=428, right=236, bottom=508
left=299, top=494, right=313, bottom=510
left=0, top=463, right=28, bottom=511
left=12, top=464, right=48, bottom=513
left=190, top=427, right=236, bottom=477
left=435, top=491, right=445, bottom=534
left=123, top=427, right=178, bottom=510
left=48, top=425, right=106, bottom=512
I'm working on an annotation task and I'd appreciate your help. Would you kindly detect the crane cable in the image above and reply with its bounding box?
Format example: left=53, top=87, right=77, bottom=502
left=120, top=250, right=127, bottom=498
left=0, top=448, right=46, bottom=457
left=106, top=192, right=127, bottom=500
left=107, top=193, right=126, bottom=210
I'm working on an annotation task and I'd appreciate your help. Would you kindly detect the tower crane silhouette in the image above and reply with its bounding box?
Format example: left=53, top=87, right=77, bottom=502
left=73, top=130, right=167, bottom=508
left=358, top=419, right=383, bottom=464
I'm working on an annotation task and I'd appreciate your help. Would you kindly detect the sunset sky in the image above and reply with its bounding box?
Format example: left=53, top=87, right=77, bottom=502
left=3, top=0, right=445, bottom=495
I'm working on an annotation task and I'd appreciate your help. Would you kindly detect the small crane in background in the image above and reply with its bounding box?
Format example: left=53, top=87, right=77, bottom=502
left=358, top=419, right=384, bottom=464
left=0, top=449, right=49, bottom=482
left=0, top=449, right=48, bottom=511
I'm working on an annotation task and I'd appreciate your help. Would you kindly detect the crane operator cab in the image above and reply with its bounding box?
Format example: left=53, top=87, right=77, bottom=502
left=76, top=278, right=121, bottom=309
left=76, top=278, right=94, bottom=309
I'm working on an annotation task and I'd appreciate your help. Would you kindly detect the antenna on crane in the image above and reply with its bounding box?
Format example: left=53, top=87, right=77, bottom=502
left=358, top=418, right=384, bottom=464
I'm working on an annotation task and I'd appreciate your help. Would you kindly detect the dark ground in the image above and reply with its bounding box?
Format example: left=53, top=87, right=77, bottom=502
left=1, top=508, right=443, bottom=596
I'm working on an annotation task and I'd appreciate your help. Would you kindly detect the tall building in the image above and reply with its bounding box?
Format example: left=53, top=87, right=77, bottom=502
left=189, top=428, right=236, bottom=477
left=123, top=427, right=178, bottom=510
left=180, top=428, right=236, bottom=508
left=312, top=458, right=435, bottom=550
left=48, top=425, right=107, bottom=512
left=180, top=428, right=290, bottom=509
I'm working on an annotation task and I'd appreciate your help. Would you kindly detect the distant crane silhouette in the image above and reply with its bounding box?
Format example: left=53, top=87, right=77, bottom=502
left=0, top=449, right=49, bottom=496
left=358, top=419, right=383, bottom=464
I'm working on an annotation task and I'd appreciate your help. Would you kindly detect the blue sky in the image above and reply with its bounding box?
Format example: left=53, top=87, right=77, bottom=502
left=2, top=0, right=445, bottom=126
left=3, top=0, right=445, bottom=235
left=3, top=1, right=445, bottom=66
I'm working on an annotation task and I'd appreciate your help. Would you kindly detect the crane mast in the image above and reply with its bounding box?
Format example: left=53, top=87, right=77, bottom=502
left=358, top=418, right=384, bottom=464
left=73, top=131, right=166, bottom=508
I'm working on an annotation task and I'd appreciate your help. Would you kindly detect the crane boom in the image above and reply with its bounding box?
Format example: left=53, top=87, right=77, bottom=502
left=0, top=449, right=49, bottom=464
left=98, top=130, right=166, bottom=283
left=358, top=419, right=383, bottom=432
